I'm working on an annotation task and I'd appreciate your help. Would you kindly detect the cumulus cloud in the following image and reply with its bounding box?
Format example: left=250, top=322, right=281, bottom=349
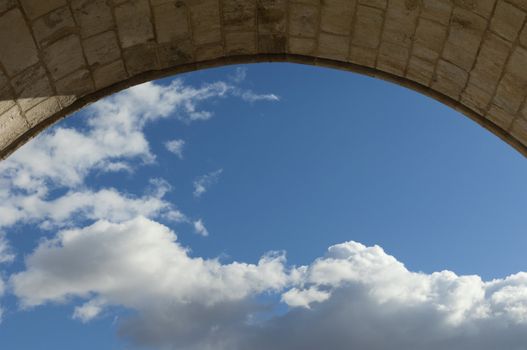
left=165, top=139, right=186, bottom=159
left=193, top=169, right=223, bottom=198
left=10, top=225, right=527, bottom=350
left=193, top=219, right=209, bottom=237
left=11, top=217, right=291, bottom=310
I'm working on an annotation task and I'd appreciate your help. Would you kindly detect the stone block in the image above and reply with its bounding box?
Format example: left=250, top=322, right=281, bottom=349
left=321, top=0, right=355, bottom=35
left=257, top=0, right=287, bottom=34
left=223, top=0, right=256, bottom=32
left=195, top=43, right=224, bottom=61
left=510, top=117, right=527, bottom=143
left=0, top=0, right=17, bottom=14
left=55, top=68, right=94, bottom=96
left=490, top=0, right=526, bottom=42
left=487, top=104, right=515, bottom=130
left=43, top=34, right=86, bottom=80
left=32, top=6, right=76, bottom=48
left=431, top=59, right=468, bottom=99
left=157, top=39, right=194, bottom=67
left=442, top=8, right=486, bottom=71
left=115, top=0, right=155, bottom=49
left=189, top=0, right=222, bottom=46
left=468, top=33, right=511, bottom=94
left=349, top=45, right=377, bottom=68
left=123, top=44, right=158, bottom=76
left=421, top=0, right=452, bottom=25
left=406, top=55, right=434, bottom=86
left=494, top=72, right=526, bottom=113
left=258, top=33, right=287, bottom=53
left=318, top=33, right=349, bottom=61
left=83, top=31, right=121, bottom=66
left=0, top=105, right=27, bottom=150
left=382, top=0, right=420, bottom=47
left=0, top=9, right=39, bottom=76
left=377, top=41, right=408, bottom=75
left=352, top=5, right=383, bottom=49
left=225, top=32, right=257, bottom=55
left=93, top=60, right=128, bottom=89
left=154, top=1, right=189, bottom=43
left=19, top=0, right=66, bottom=19
left=452, top=0, right=496, bottom=19
left=461, top=83, right=492, bottom=114
left=358, top=0, right=386, bottom=9
left=412, top=18, right=447, bottom=62
left=25, top=96, right=61, bottom=126
left=71, top=0, right=113, bottom=38
left=289, top=3, right=318, bottom=38
left=289, top=36, right=316, bottom=55
left=11, top=64, right=53, bottom=111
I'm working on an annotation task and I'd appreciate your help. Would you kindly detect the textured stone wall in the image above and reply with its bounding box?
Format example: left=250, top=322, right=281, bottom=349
left=1, top=0, right=527, bottom=158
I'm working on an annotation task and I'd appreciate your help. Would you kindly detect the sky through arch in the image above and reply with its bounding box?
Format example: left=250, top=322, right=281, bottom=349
left=1, top=63, right=527, bottom=349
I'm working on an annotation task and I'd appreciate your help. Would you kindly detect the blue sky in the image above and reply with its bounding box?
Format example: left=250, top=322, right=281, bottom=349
left=1, top=63, right=527, bottom=349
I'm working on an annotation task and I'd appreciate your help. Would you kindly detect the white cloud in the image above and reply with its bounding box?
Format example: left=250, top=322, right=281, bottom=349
left=237, top=90, right=280, bottom=103
left=193, top=219, right=209, bottom=237
left=0, top=235, right=14, bottom=264
left=10, top=225, right=527, bottom=350
left=165, top=139, right=185, bottom=159
left=230, top=67, right=247, bottom=83
left=193, top=169, right=223, bottom=198
left=11, top=217, right=291, bottom=310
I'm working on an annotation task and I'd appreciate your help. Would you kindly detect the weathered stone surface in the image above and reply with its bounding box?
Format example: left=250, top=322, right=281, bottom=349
left=490, top=0, right=526, bottom=42
left=93, top=60, right=128, bottom=89
left=32, top=6, right=76, bottom=47
left=223, top=0, right=256, bottom=32
left=43, top=34, right=86, bottom=80
left=83, top=31, right=121, bottom=66
left=71, top=0, right=113, bottom=38
left=11, top=64, right=53, bottom=111
left=19, top=0, right=66, bottom=19
left=321, top=0, right=355, bottom=35
left=352, top=5, right=383, bottom=49
left=258, top=0, right=287, bottom=34
left=153, top=1, right=189, bottom=43
left=115, top=0, right=154, bottom=49
left=0, top=9, right=38, bottom=76
left=189, top=0, right=222, bottom=45
left=2, top=0, right=527, bottom=158
left=0, top=106, right=27, bottom=150
left=289, top=3, right=318, bottom=38
left=442, top=7, right=487, bottom=71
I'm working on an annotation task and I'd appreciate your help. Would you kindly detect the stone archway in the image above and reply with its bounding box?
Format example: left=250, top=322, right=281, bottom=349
left=1, top=0, right=526, bottom=159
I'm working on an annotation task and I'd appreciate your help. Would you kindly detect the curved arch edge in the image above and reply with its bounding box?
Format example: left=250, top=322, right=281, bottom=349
left=1, top=54, right=524, bottom=160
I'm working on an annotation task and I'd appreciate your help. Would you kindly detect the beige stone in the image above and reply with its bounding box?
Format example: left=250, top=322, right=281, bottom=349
left=320, top=0, right=355, bottom=36
left=189, top=0, right=222, bottom=45
left=352, top=5, right=384, bottom=49
left=83, top=31, right=121, bottom=67
left=154, top=2, right=189, bottom=43
left=71, top=0, right=113, bottom=38
left=0, top=9, right=38, bottom=76
left=289, top=3, right=318, bottom=38
left=19, top=0, right=66, bottom=19
left=0, top=105, right=27, bottom=150
left=115, top=0, right=155, bottom=49
left=32, top=6, right=76, bottom=47
left=490, top=1, right=526, bottom=42
left=43, top=34, right=86, bottom=80
left=2, top=0, right=527, bottom=158
left=223, top=0, right=256, bottom=32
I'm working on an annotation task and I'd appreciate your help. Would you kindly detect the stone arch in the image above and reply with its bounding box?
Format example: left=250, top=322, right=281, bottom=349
left=1, top=0, right=527, bottom=159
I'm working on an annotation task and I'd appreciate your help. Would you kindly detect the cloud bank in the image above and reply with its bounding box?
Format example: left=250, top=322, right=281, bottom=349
left=9, top=219, right=527, bottom=350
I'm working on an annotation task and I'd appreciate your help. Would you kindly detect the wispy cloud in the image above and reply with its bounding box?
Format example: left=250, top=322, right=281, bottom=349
left=238, top=90, right=280, bottom=103
left=193, top=169, right=223, bottom=198
left=193, top=219, right=209, bottom=236
left=164, top=139, right=185, bottom=159
left=230, top=67, right=247, bottom=83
